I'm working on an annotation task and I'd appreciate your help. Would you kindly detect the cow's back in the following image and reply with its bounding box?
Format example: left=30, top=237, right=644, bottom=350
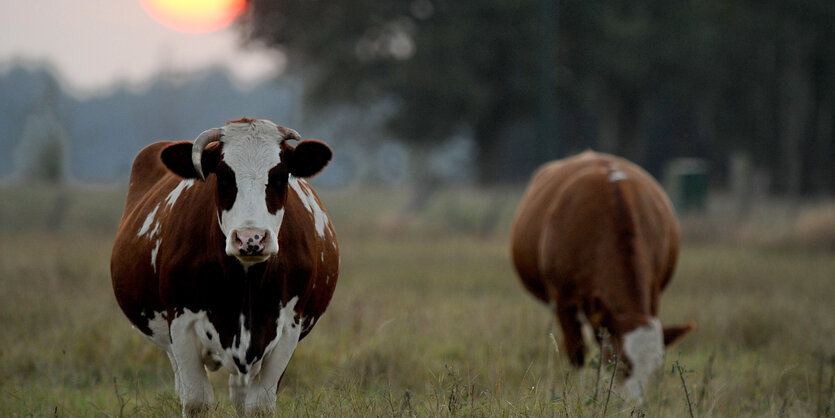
left=510, top=152, right=604, bottom=303
left=510, top=151, right=679, bottom=312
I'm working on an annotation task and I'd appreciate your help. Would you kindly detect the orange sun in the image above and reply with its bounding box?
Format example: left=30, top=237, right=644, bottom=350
left=139, top=0, right=247, bottom=34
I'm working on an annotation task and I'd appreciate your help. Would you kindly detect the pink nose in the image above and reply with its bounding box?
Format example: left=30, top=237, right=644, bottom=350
left=232, top=229, right=268, bottom=256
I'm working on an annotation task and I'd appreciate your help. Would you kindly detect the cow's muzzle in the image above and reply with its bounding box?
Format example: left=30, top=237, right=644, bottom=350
left=231, top=228, right=271, bottom=258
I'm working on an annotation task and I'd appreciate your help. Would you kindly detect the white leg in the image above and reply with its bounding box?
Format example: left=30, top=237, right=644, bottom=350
left=170, top=312, right=214, bottom=417
left=166, top=350, right=180, bottom=397
left=229, top=314, right=301, bottom=415
left=228, top=373, right=247, bottom=416
left=243, top=320, right=302, bottom=414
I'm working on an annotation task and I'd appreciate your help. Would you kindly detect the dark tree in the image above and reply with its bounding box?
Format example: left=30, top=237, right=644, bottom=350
left=242, top=0, right=540, bottom=184
left=241, top=0, right=835, bottom=193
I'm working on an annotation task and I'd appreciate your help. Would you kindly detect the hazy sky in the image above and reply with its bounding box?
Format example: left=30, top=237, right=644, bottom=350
left=0, top=0, right=283, bottom=96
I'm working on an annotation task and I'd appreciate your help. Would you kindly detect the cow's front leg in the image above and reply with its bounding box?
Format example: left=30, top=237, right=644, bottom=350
left=170, top=312, right=214, bottom=417
left=228, top=373, right=249, bottom=415
left=555, top=302, right=587, bottom=366
left=239, top=317, right=303, bottom=414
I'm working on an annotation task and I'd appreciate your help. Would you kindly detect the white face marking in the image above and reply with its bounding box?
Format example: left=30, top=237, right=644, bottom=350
left=137, top=203, right=160, bottom=238
left=217, top=120, right=284, bottom=261
left=622, top=318, right=664, bottom=398
left=288, top=177, right=331, bottom=237
left=151, top=238, right=162, bottom=272
left=165, top=179, right=195, bottom=208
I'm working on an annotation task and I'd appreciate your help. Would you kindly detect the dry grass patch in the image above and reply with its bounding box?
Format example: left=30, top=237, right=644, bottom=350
left=1, top=186, right=833, bottom=416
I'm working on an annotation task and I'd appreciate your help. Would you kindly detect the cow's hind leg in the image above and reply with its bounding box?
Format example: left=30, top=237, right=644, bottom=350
left=555, top=302, right=586, bottom=366
left=170, top=313, right=214, bottom=417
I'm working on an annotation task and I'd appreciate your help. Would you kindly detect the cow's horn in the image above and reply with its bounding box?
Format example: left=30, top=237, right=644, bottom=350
left=277, top=125, right=301, bottom=142
left=191, top=128, right=223, bottom=181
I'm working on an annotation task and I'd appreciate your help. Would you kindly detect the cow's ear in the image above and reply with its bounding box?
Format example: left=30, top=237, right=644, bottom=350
left=663, top=322, right=695, bottom=347
left=161, top=141, right=221, bottom=180
left=285, top=139, right=332, bottom=178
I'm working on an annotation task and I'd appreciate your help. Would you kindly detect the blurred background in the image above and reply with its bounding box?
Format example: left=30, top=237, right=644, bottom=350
left=2, top=0, right=833, bottom=199
left=3, top=0, right=835, bottom=244
left=2, top=1, right=833, bottom=242
left=1, top=1, right=833, bottom=415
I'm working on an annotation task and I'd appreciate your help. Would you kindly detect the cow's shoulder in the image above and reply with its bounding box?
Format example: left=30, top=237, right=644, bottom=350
left=118, top=141, right=206, bottom=247
left=126, top=142, right=177, bottom=203
left=283, top=177, right=335, bottom=240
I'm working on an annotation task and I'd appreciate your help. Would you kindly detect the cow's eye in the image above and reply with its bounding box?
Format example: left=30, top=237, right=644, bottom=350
left=265, top=165, right=288, bottom=214
left=218, top=172, right=233, bottom=189
left=215, top=164, right=234, bottom=186
left=215, top=163, right=237, bottom=210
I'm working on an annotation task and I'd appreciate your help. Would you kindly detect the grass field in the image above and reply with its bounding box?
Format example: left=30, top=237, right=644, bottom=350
left=0, top=184, right=833, bottom=416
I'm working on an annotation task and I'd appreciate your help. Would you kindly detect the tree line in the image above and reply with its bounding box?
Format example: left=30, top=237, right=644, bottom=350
left=242, top=0, right=834, bottom=194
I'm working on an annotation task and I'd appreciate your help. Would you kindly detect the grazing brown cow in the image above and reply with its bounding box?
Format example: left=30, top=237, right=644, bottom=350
left=111, top=118, right=339, bottom=416
left=510, top=150, right=694, bottom=397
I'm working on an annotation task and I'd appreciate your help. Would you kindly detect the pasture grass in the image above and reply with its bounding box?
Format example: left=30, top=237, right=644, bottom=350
left=0, top=185, right=833, bottom=416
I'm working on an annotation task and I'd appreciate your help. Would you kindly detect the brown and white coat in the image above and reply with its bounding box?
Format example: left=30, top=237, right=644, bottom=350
left=511, top=151, right=694, bottom=397
left=111, top=118, right=338, bottom=415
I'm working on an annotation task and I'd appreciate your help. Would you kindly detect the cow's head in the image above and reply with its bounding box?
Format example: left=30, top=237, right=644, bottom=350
left=606, top=314, right=695, bottom=398
left=160, top=118, right=332, bottom=267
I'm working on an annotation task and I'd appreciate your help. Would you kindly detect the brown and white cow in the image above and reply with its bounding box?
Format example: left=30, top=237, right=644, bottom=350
left=111, top=118, right=339, bottom=416
left=510, top=150, right=694, bottom=397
